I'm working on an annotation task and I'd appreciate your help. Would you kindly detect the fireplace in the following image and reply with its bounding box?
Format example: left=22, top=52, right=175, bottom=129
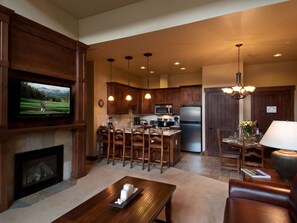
left=14, top=145, right=64, bottom=199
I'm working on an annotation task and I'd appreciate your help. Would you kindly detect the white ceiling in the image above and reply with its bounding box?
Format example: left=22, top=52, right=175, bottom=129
left=47, top=0, right=144, bottom=18
left=47, top=0, right=297, bottom=77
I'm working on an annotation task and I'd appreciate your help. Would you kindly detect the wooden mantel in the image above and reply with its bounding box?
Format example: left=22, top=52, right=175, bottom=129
left=0, top=5, right=88, bottom=212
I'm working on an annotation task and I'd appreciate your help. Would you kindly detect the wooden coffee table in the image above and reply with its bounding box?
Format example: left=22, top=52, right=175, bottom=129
left=52, top=176, right=176, bottom=223
left=242, top=168, right=291, bottom=189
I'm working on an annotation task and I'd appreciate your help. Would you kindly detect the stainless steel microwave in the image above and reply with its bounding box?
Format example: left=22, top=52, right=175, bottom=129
left=154, top=104, right=173, bottom=115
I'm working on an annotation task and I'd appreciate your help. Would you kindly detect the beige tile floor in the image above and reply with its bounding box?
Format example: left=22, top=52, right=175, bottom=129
left=174, top=152, right=242, bottom=183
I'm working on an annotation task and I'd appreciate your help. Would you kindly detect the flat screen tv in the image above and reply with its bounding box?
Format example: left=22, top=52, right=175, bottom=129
left=19, top=81, right=72, bottom=117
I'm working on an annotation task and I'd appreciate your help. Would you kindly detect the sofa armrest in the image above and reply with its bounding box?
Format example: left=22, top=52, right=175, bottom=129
left=229, top=179, right=290, bottom=208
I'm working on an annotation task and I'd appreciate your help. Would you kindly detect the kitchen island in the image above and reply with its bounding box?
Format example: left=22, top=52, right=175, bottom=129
left=162, top=129, right=181, bottom=166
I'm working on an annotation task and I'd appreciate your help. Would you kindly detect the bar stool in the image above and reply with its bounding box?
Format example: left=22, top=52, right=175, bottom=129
left=130, top=128, right=147, bottom=170
left=112, top=128, right=131, bottom=167
left=148, top=129, right=170, bottom=174
left=97, top=126, right=112, bottom=164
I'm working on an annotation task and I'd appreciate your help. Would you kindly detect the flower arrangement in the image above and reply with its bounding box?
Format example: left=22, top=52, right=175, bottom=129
left=239, top=120, right=257, bottom=138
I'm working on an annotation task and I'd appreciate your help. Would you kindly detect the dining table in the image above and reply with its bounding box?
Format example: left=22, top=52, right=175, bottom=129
left=222, top=137, right=262, bottom=150
left=222, top=136, right=265, bottom=168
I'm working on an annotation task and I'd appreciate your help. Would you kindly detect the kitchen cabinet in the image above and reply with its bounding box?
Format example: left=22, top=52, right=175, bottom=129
left=107, top=82, right=141, bottom=114
left=107, top=82, right=201, bottom=115
left=171, top=88, right=181, bottom=114
left=153, top=89, right=165, bottom=104
left=107, top=83, right=128, bottom=114
left=140, top=89, right=154, bottom=114
left=128, top=87, right=140, bottom=114
left=180, top=85, right=202, bottom=105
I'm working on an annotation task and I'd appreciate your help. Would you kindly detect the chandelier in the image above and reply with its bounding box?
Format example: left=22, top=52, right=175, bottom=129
left=222, top=44, right=255, bottom=100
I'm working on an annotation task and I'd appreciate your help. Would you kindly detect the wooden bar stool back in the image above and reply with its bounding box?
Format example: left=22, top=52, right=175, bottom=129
left=148, top=129, right=170, bottom=174
left=97, top=126, right=112, bottom=164
left=131, top=128, right=146, bottom=170
left=112, top=128, right=130, bottom=167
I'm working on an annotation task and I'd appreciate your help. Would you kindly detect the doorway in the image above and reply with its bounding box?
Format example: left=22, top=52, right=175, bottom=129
left=205, top=88, right=239, bottom=156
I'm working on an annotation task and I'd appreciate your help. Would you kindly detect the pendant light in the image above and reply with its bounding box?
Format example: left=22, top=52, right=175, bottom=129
left=222, top=44, right=255, bottom=100
left=125, top=56, right=133, bottom=101
left=107, top=58, right=115, bottom=101
left=144, top=53, right=152, bottom=99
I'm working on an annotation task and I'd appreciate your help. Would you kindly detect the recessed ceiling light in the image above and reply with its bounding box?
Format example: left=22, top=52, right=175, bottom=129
left=150, top=71, right=155, bottom=74
left=274, top=53, right=282, bottom=57
left=140, top=66, right=146, bottom=69
left=180, top=67, right=186, bottom=70
left=174, top=62, right=180, bottom=65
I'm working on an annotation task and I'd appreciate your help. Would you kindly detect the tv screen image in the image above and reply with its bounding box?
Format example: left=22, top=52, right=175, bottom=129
left=20, top=81, right=71, bottom=116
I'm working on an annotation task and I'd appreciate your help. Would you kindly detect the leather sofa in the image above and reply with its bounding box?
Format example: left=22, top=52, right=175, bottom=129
left=224, top=174, right=297, bottom=223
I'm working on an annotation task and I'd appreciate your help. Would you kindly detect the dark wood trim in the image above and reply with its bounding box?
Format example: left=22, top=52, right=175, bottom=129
left=204, top=87, right=224, bottom=92
left=253, top=85, right=295, bottom=92
left=7, top=123, right=86, bottom=135
left=0, top=142, right=8, bottom=212
left=86, top=155, right=98, bottom=161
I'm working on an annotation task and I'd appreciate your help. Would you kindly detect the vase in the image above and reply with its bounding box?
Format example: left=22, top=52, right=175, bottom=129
left=242, top=130, right=251, bottom=139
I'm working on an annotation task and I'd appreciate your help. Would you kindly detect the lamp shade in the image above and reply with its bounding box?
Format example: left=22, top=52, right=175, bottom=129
left=260, top=120, right=297, bottom=181
left=260, top=120, right=297, bottom=151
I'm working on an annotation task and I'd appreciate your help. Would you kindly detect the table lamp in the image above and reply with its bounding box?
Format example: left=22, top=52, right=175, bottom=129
left=260, top=120, right=297, bottom=181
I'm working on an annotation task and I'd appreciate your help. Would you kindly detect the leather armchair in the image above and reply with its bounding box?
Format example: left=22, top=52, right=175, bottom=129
left=224, top=174, right=297, bottom=223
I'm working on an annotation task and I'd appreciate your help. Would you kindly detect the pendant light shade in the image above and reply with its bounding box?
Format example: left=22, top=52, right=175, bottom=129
left=125, top=56, right=133, bottom=101
left=107, top=58, right=115, bottom=101
left=144, top=52, right=152, bottom=100
left=222, top=44, right=255, bottom=100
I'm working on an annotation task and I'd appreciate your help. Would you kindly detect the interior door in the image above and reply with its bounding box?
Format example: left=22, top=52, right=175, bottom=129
left=205, top=88, right=239, bottom=156
left=251, top=86, right=295, bottom=133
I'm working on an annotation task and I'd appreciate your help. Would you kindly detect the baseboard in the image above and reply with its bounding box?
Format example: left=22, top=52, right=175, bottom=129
left=86, top=155, right=98, bottom=161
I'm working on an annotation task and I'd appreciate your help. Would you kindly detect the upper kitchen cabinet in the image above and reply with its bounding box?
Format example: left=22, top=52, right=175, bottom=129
left=171, top=88, right=181, bottom=114
left=153, top=89, right=166, bottom=104
left=107, top=82, right=141, bottom=114
left=107, top=82, right=201, bottom=115
left=127, top=87, right=140, bottom=114
left=107, top=82, right=129, bottom=114
left=153, top=88, right=180, bottom=114
left=180, top=85, right=202, bottom=105
left=140, top=89, right=154, bottom=114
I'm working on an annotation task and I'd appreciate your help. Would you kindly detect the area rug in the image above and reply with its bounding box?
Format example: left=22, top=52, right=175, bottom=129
left=0, top=161, right=228, bottom=223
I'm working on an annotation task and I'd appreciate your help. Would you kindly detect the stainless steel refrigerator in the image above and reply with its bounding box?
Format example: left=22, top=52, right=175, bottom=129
left=180, top=105, right=202, bottom=153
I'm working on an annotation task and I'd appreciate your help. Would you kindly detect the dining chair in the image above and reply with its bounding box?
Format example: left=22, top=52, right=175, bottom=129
left=148, top=128, right=170, bottom=174
left=130, top=128, right=147, bottom=170
left=217, top=128, right=241, bottom=173
left=97, top=126, right=112, bottom=164
left=241, top=142, right=264, bottom=168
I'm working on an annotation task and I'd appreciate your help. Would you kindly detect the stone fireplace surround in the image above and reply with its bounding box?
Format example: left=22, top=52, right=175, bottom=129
left=6, top=130, right=73, bottom=205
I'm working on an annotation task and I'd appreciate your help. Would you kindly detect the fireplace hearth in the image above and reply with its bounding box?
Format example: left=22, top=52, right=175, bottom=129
left=14, top=145, right=64, bottom=199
